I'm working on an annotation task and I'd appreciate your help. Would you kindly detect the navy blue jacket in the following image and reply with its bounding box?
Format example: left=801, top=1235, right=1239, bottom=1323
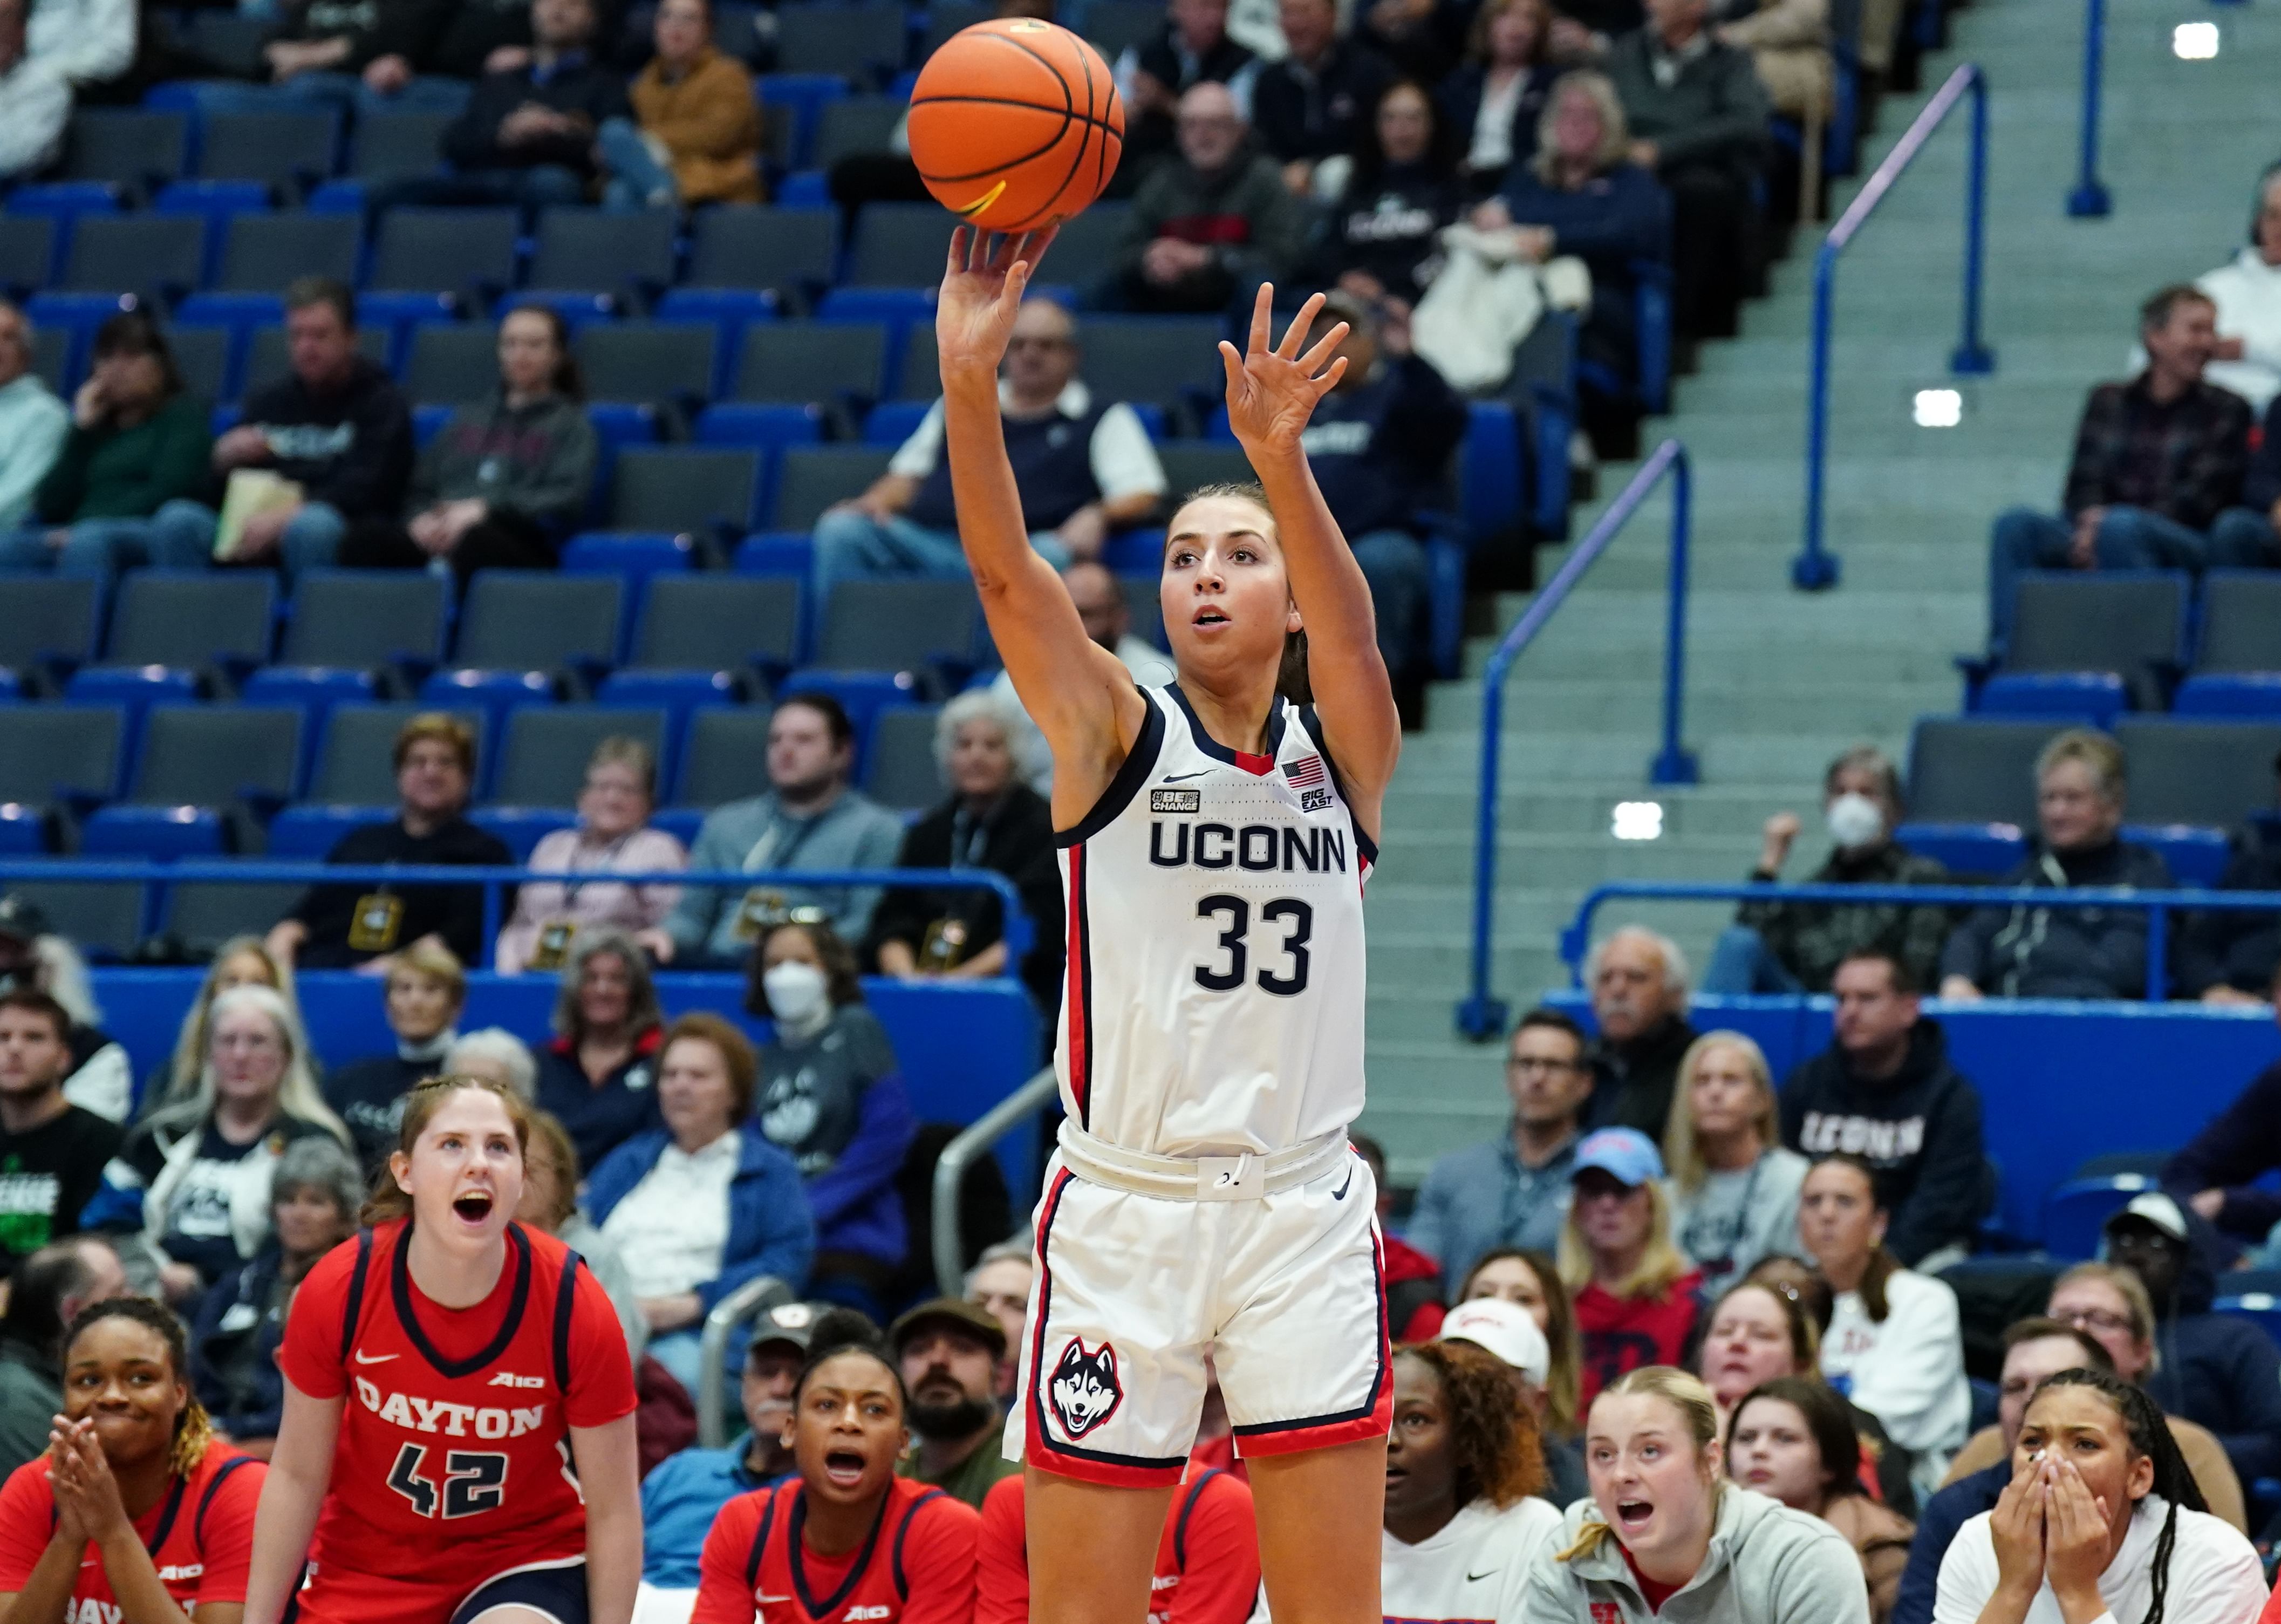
left=1438, top=62, right=1563, bottom=184
left=585, top=1126, right=817, bottom=1310
left=189, top=1246, right=291, bottom=1443
left=2142, top=1211, right=2281, bottom=1485
left=1499, top=161, right=1671, bottom=296
left=1296, top=355, right=1467, bottom=537
left=1890, top=1462, right=2004, bottom=1624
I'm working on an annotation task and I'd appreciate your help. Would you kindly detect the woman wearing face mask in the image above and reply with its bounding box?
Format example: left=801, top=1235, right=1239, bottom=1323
left=1703, top=745, right=1952, bottom=995
left=587, top=1013, right=816, bottom=1396
left=1728, top=1377, right=1913, bottom=1622
left=496, top=738, right=688, bottom=976
left=1663, top=1033, right=1808, bottom=1291
left=1459, top=1247, right=1584, bottom=1441
left=146, top=937, right=301, bottom=1118
left=1523, top=1366, right=1869, bottom=1621
left=1933, top=1369, right=2263, bottom=1624
left=1559, top=1130, right=1700, bottom=1410
left=533, top=930, right=667, bottom=1172
left=747, top=922, right=917, bottom=1317
left=320, top=941, right=465, bottom=1173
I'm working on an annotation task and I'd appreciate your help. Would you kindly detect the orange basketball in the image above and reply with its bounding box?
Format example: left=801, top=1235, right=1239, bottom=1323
left=906, top=18, right=1124, bottom=233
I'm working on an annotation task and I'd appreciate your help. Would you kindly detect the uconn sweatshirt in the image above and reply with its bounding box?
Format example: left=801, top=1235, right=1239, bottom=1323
left=231, top=356, right=413, bottom=523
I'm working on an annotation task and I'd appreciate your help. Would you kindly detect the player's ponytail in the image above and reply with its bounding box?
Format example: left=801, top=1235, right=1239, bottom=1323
left=59, top=1297, right=215, bottom=1479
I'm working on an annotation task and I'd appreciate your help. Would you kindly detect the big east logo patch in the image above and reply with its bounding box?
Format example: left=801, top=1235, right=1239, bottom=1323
left=1047, top=1338, right=1122, bottom=1439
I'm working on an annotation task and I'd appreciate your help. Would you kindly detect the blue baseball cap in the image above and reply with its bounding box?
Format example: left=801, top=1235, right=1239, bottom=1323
left=1572, top=1128, right=1665, bottom=1188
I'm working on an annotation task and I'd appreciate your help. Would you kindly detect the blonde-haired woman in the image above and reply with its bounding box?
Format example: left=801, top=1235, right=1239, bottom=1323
left=321, top=938, right=465, bottom=1173
left=1665, top=1032, right=1809, bottom=1291
left=494, top=735, right=688, bottom=974
left=145, top=934, right=301, bottom=1117
left=84, top=985, right=351, bottom=1305
left=1560, top=1129, right=1701, bottom=1410
left=1521, top=1365, right=1870, bottom=1621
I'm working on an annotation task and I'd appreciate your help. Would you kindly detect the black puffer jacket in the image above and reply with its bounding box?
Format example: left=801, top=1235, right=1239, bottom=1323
left=1936, top=838, right=2174, bottom=1000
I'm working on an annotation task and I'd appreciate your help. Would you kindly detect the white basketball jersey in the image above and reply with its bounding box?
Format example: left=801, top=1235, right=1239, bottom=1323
left=1055, top=683, right=1374, bottom=1159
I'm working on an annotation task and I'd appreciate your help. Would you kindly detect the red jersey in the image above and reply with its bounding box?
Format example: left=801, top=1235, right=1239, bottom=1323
left=278, top=1219, right=638, bottom=1582
left=1573, top=1271, right=1703, bottom=1410
left=693, top=1476, right=979, bottom=1624
left=975, top=1469, right=1259, bottom=1624
left=0, top=1439, right=262, bottom=1622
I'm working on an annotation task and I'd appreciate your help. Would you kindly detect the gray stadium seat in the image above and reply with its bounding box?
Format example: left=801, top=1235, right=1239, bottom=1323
left=736, top=323, right=888, bottom=403
left=2005, top=574, right=2188, bottom=707
left=0, top=217, right=52, bottom=295
left=11, top=883, right=142, bottom=960
left=1080, top=318, right=1228, bottom=425
left=128, top=706, right=303, bottom=805
left=31, top=327, right=67, bottom=391
left=0, top=706, right=122, bottom=805
left=771, top=447, right=894, bottom=529
left=608, top=448, right=761, bottom=533
left=283, top=572, right=448, bottom=666
left=863, top=705, right=945, bottom=811
left=310, top=706, right=483, bottom=804
left=576, top=323, right=718, bottom=407
left=1046, top=203, right=1132, bottom=284
left=58, top=110, right=188, bottom=200
left=675, top=707, right=776, bottom=807
left=244, top=325, right=390, bottom=399
left=1906, top=718, right=2079, bottom=828
left=919, top=0, right=989, bottom=56
left=774, top=1, right=907, bottom=81
left=1081, top=0, right=1164, bottom=56
left=528, top=207, right=679, bottom=297
left=491, top=707, right=667, bottom=806
left=816, top=579, right=981, bottom=671
left=812, top=98, right=904, bottom=168
left=0, top=577, right=100, bottom=669
left=1155, top=442, right=1255, bottom=500
left=195, top=111, right=339, bottom=193
left=2195, top=574, right=2281, bottom=673
left=181, top=12, right=270, bottom=73
left=404, top=325, right=504, bottom=406
left=686, top=207, right=836, bottom=299
left=2111, top=719, right=2281, bottom=829
left=58, top=216, right=204, bottom=299
left=214, top=214, right=361, bottom=295
left=454, top=574, right=624, bottom=670
left=105, top=572, right=275, bottom=666
left=165, top=883, right=304, bottom=953
left=631, top=576, right=800, bottom=670
left=894, top=326, right=938, bottom=400
left=846, top=204, right=952, bottom=288
left=369, top=209, right=518, bottom=300
left=352, top=109, right=454, bottom=181
left=166, top=327, right=229, bottom=406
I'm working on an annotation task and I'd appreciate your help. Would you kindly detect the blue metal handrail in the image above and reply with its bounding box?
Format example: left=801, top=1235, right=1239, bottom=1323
left=1558, top=878, right=2281, bottom=1004
left=0, top=861, right=1034, bottom=962
left=2069, top=0, right=2111, bottom=216
left=1456, top=440, right=1696, bottom=1040
left=1795, top=63, right=1996, bottom=591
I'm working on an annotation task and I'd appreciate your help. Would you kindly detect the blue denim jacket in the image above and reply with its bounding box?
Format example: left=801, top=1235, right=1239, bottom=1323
left=1404, top=1126, right=1578, bottom=1293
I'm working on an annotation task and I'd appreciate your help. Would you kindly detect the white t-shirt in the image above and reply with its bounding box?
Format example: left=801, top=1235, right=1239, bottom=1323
left=1934, top=1496, right=2266, bottom=1624
left=1821, top=1266, right=1971, bottom=1496
left=600, top=1129, right=739, bottom=1298
left=1382, top=1497, right=1563, bottom=1624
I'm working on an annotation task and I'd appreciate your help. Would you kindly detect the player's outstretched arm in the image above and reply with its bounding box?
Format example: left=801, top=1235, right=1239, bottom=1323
left=1218, top=286, right=1402, bottom=825
left=572, top=1414, right=642, bottom=1624
left=938, top=226, right=1148, bottom=810
left=239, top=1383, right=339, bottom=1624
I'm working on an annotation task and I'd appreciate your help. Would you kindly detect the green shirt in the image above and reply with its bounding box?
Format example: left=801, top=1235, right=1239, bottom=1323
left=34, top=393, right=213, bottom=523
left=897, top=1431, right=1020, bottom=1511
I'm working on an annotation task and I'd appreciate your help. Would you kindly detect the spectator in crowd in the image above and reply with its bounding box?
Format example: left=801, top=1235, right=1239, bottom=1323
left=0, top=896, right=129, bottom=1122
left=618, top=0, right=760, bottom=208
left=1114, top=82, right=1306, bottom=315
left=267, top=713, right=514, bottom=971
left=1383, top=1340, right=1561, bottom=1620
left=320, top=940, right=463, bottom=1172
left=1665, top=1032, right=1807, bottom=1289
left=2164, top=985, right=2281, bottom=1238
left=0, top=302, right=65, bottom=527
left=1560, top=1127, right=1701, bottom=1407
left=812, top=299, right=1166, bottom=601
left=1457, top=1247, right=1584, bottom=1440
left=991, top=561, right=1176, bottom=794
left=517, top=1107, right=645, bottom=1358
left=1410, top=1008, right=1595, bottom=1291
left=1603, top=0, right=1767, bottom=340
left=422, top=0, right=532, bottom=80
left=0, top=310, right=209, bottom=574
left=1319, top=83, right=1466, bottom=312
left=1705, top=747, right=1952, bottom=995
left=1781, top=951, right=1988, bottom=1268
left=1709, top=0, right=1827, bottom=219
left=1891, top=1319, right=2112, bottom=1624
left=588, top=1012, right=815, bottom=1395
left=1984, top=287, right=2253, bottom=647
left=1353, top=1132, right=1447, bottom=1343
left=85, top=985, right=351, bottom=1307
left=964, top=1238, right=1033, bottom=1364
left=337, top=304, right=599, bottom=582
left=1522, top=1366, right=1870, bottom=1620
left=1439, top=1294, right=1590, bottom=1506
left=0, top=1237, right=124, bottom=1474
left=978, top=1461, right=1259, bottom=1624
left=1930, top=1370, right=2264, bottom=1624
left=2187, top=164, right=2281, bottom=413
left=495, top=736, right=687, bottom=974
left=1946, top=1294, right=2243, bottom=1533
left=662, top=693, right=908, bottom=964
left=146, top=938, right=297, bottom=1118
left=237, top=0, right=461, bottom=114
left=1253, top=0, right=1394, bottom=196
left=0, top=0, right=70, bottom=183
left=637, top=1301, right=808, bottom=1600
left=1119, top=0, right=1259, bottom=171
left=16, top=0, right=129, bottom=109
left=2175, top=765, right=2281, bottom=1004
left=2095, top=1195, right=2281, bottom=1489
left=865, top=692, right=1064, bottom=1010
left=147, top=279, right=411, bottom=581
left=188, top=1134, right=360, bottom=1458
left=1798, top=1154, right=1970, bottom=1498
left=1439, top=0, right=1560, bottom=194
left=889, top=1298, right=1017, bottom=1510
left=2210, top=374, right=2281, bottom=570
left=1727, top=1376, right=1911, bottom=1621
left=443, top=1028, right=538, bottom=1100
left=0, top=990, right=120, bottom=1279
left=745, top=919, right=916, bottom=1314
left=1939, top=731, right=2173, bottom=1003
left=533, top=929, right=665, bottom=1171
left=1586, top=926, right=1698, bottom=1136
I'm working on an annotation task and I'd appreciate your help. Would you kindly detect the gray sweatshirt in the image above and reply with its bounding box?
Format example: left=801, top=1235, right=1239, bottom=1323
left=1522, top=1483, right=1870, bottom=1624
left=665, top=789, right=909, bottom=964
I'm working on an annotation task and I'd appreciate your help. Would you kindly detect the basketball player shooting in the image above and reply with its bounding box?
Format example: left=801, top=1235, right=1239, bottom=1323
left=936, top=224, right=1401, bottom=1624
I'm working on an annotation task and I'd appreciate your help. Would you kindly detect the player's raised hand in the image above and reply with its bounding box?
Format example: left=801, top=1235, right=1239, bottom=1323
left=1218, top=284, right=1349, bottom=456
left=937, top=225, right=1058, bottom=383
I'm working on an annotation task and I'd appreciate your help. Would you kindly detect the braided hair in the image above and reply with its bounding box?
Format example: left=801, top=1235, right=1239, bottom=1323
left=2029, top=1367, right=2202, bottom=1624
left=59, top=1298, right=213, bottom=1481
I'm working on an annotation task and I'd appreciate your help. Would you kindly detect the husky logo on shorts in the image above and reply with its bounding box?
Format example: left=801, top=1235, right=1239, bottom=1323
left=1047, top=1338, right=1123, bottom=1439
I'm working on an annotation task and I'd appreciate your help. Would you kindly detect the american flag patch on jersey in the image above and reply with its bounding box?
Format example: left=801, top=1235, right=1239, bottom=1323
left=1285, top=755, right=1327, bottom=789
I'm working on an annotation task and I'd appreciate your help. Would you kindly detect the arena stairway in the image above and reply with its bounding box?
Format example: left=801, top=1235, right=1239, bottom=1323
left=1357, top=0, right=2281, bottom=1183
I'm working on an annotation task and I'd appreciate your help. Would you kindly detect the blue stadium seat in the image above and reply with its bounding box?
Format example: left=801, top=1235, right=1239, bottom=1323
left=268, top=803, right=381, bottom=858
left=1459, top=401, right=1524, bottom=542
left=696, top=403, right=825, bottom=454
left=2123, top=824, right=2230, bottom=886
left=0, top=806, right=44, bottom=855
left=4, top=184, right=121, bottom=241
left=2042, top=1172, right=2157, bottom=1260
left=2213, top=1292, right=2281, bottom=1349
left=560, top=533, right=696, bottom=598
left=655, top=290, right=780, bottom=395
left=1975, top=672, right=2127, bottom=729
left=733, top=533, right=811, bottom=577
left=419, top=669, right=556, bottom=746
left=2175, top=674, right=2281, bottom=718
left=510, top=290, right=618, bottom=333
left=862, top=400, right=928, bottom=446
left=79, top=805, right=229, bottom=860
left=755, top=74, right=849, bottom=168
left=593, top=669, right=740, bottom=747
left=469, top=806, right=578, bottom=860
left=1893, top=821, right=2026, bottom=876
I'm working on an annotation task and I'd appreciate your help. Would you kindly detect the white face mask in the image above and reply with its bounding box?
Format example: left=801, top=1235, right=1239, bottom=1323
left=1826, top=791, right=1885, bottom=851
left=762, top=960, right=829, bottom=1026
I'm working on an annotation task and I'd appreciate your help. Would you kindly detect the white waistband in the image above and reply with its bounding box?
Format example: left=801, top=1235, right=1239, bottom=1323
left=1055, top=1121, right=1350, bottom=1200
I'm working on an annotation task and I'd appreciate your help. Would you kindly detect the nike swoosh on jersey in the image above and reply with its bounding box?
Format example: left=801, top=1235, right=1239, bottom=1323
left=1331, top=1168, right=1355, bottom=1201
left=1160, top=770, right=1213, bottom=782
left=352, top=1350, right=400, bottom=1364
left=1466, top=1570, right=1499, bottom=1582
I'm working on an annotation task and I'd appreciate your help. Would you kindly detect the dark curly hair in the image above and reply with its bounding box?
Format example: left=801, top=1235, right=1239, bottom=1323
left=2026, top=1368, right=2203, bottom=1624
left=1396, top=1341, right=1547, bottom=1509
left=60, top=1298, right=213, bottom=1479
